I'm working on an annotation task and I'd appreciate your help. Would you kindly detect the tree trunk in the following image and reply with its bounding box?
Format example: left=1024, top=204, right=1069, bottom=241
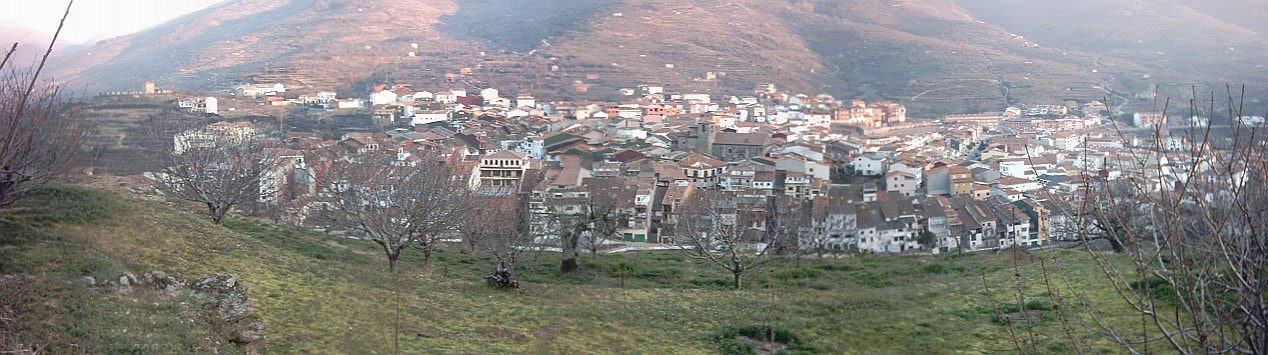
left=209, top=204, right=228, bottom=225
left=391, top=260, right=400, bottom=355
left=560, top=256, right=580, bottom=274
left=560, top=228, right=581, bottom=274
left=733, top=272, right=742, bottom=290
left=422, top=245, right=434, bottom=269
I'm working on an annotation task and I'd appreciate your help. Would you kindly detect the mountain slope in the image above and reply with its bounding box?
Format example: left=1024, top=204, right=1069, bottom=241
left=956, top=0, right=1268, bottom=103
left=48, top=0, right=1268, bottom=115
left=0, top=25, right=61, bottom=68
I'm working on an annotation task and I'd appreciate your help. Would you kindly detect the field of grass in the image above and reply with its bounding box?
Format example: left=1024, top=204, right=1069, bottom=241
left=0, top=181, right=1150, bottom=353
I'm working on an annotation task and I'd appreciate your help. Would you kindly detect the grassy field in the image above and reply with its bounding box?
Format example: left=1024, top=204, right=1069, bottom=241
left=0, top=182, right=1149, bottom=353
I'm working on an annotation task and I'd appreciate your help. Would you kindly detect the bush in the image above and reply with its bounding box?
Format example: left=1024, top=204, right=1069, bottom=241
left=921, top=263, right=947, bottom=274
left=1025, top=299, right=1053, bottom=311
left=713, top=324, right=814, bottom=354
left=687, top=278, right=732, bottom=289
left=635, top=268, right=683, bottom=280
left=1129, top=276, right=1177, bottom=302
left=851, top=271, right=895, bottom=288
left=771, top=268, right=824, bottom=281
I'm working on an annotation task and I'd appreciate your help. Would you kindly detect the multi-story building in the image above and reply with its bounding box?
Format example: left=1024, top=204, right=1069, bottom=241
left=476, top=151, right=529, bottom=190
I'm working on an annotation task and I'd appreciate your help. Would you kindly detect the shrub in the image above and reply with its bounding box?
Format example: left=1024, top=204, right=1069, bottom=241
left=1128, top=276, right=1177, bottom=302
left=713, top=324, right=814, bottom=354
left=771, top=268, right=824, bottom=281
left=812, top=263, right=854, bottom=272
left=851, top=271, right=895, bottom=288
left=921, top=263, right=947, bottom=274
left=635, top=268, right=683, bottom=280
left=687, top=278, right=732, bottom=289
left=1025, top=299, right=1053, bottom=311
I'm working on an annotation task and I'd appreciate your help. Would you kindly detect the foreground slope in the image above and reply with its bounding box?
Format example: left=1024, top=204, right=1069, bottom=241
left=1, top=181, right=1144, bottom=353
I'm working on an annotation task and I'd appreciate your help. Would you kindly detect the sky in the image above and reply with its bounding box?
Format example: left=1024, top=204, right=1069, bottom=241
left=0, top=0, right=224, bottom=45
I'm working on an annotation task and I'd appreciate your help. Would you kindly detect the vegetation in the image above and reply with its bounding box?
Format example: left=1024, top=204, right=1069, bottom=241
left=0, top=182, right=1151, bottom=353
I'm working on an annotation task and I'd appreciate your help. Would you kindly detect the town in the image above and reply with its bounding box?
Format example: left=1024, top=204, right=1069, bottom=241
left=131, top=77, right=1264, bottom=259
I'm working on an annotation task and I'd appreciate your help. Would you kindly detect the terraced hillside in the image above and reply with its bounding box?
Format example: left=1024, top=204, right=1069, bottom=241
left=45, top=0, right=1268, bottom=115
left=1, top=182, right=1147, bottom=352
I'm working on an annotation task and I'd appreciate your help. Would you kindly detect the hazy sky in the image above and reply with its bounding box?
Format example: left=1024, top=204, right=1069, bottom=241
left=1, top=0, right=224, bottom=44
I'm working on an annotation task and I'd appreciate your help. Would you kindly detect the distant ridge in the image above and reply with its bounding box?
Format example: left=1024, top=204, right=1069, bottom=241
left=47, top=0, right=1268, bottom=116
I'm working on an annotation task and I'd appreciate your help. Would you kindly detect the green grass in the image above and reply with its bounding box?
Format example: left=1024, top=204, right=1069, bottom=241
left=0, top=182, right=1153, bottom=353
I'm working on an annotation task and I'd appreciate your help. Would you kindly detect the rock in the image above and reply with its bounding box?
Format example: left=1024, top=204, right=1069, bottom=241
left=81, top=276, right=97, bottom=288
left=190, top=274, right=267, bottom=354
left=997, top=310, right=1044, bottom=324
left=115, top=273, right=139, bottom=294
left=143, top=270, right=184, bottom=294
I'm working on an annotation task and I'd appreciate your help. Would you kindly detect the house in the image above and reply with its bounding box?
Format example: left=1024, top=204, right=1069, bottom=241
left=772, top=155, right=829, bottom=181
left=997, top=176, right=1042, bottom=193
left=235, top=83, right=285, bottom=98
left=885, top=170, right=920, bottom=197
left=801, top=197, right=858, bottom=253
left=678, top=152, right=727, bottom=187
left=259, top=148, right=315, bottom=205
left=852, top=154, right=888, bottom=176
left=336, top=99, right=364, bottom=110
left=999, top=159, right=1036, bottom=179
left=411, top=110, right=450, bottom=126
left=925, top=167, right=951, bottom=196
left=711, top=132, right=769, bottom=161
left=1133, top=112, right=1166, bottom=128
left=476, top=150, right=529, bottom=190
left=515, top=94, right=536, bottom=109
left=178, top=97, right=219, bottom=115
left=782, top=171, right=812, bottom=199
left=855, top=198, right=921, bottom=253
left=371, top=90, right=399, bottom=105
left=316, top=91, right=338, bottom=103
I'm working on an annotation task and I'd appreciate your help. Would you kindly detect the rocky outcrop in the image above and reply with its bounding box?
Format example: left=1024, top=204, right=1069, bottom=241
left=190, top=274, right=268, bottom=354
left=94, top=271, right=267, bottom=353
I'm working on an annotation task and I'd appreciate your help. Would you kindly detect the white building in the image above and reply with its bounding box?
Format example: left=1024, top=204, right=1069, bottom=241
left=336, top=99, right=364, bottom=110
left=235, top=83, right=286, bottom=98
left=316, top=91, right=338, bottom=103
left=411, top=110, right=450, bottom=126
left=515, top=94, right=536, bottom=109
left=480, top=88, right=500, bottom=101
left=371, top=90, right=398, bottom=106
left=852, top=154, right=888, bottom=176
left=203, top=97, right=219, bottom=115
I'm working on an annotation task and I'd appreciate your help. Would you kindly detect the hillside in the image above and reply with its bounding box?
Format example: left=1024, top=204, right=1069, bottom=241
left=0, top=24, right=61, bottom=68
left=0, top=180, right=1147, bottom=353
left=46, top=0, right=1268, bottom=115
left=956, top=0, right=1268, bottom=108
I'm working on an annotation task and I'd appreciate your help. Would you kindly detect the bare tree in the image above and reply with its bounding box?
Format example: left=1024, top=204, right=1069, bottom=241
left=544, top=176, right=635, bottom=274
left=768, top=196, right=810, bottom=267
left=149, top=117, right=274, bottom=224
left=671, top=190, right=792, bottom=289
left=465, top=183, right=538, bottom=288
left=1054, top=89, right=1267, bottom=353
left=323, top=150, right=473, bottom=272
left=0, top=1, right=85, bottom=209
left=581, top=177, right=635, bottom=256
left=321, top=148, right=473, bottom=353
